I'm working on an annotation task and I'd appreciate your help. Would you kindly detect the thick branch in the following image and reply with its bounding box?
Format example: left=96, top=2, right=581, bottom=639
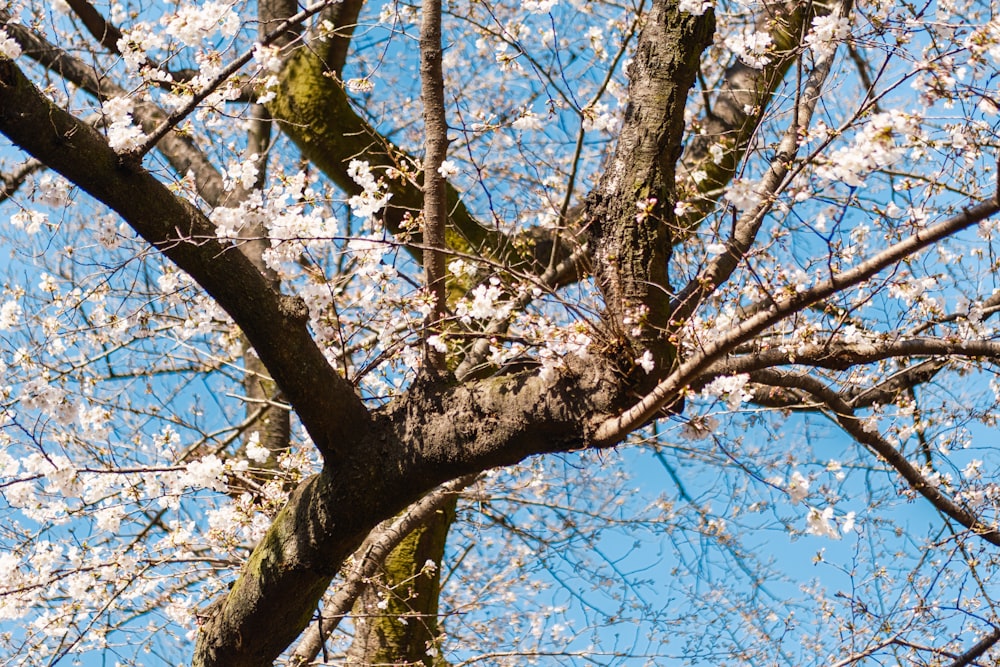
left=712, top=338, right=1000, bottom=375
left=586, top=0, right=714, bottom=372
left=0, top=57, right=369, bottom=460
left=194, top=355, right=624, bottom=666
left=592, top=194, right=1000, bottom=444
left=944, top=627, right=1000, bottom=667
left=64, top=0, right=123, bottom=53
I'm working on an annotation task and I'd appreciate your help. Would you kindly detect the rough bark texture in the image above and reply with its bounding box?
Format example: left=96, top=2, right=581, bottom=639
left=188, top=358, right=624, bottom=666
left=586, top=2, right=714, bottom=378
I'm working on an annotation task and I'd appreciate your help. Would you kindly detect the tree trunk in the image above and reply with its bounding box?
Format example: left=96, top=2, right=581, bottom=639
left=346, top=498, right=456, bottom=666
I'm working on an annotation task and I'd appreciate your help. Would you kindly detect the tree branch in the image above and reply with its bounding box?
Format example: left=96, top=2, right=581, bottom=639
left=944, top=627, right=1000, bottom=667
left=421, top=0, right=449, bottom=372
left=585, top=0, right=714, bottom=375
left=749, top=368, right=1000, bottom=546
left=671, top=0, right=848, bottom=325
left=675, top=0, right=832, bottom=234
left=0, top=57, right=370, bottom=461
left=287, top=474, right=478, bottom=666
left=0, top=12, right=227, bottom=205
left=592, top=192, right=1000, bottom=445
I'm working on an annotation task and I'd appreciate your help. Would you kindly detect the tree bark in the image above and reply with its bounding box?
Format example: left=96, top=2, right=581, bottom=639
left=586, top=1, right=714, bottom=379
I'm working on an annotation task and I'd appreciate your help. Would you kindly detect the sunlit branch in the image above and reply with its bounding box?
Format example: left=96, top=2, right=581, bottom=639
left=420, top=0, right=449, bottom=372
left=592, top=190, right=1000, bottom=446
left=714, top=338, right=1000, bottom=376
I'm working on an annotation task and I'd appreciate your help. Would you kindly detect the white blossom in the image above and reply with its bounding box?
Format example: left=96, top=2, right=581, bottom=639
left=437, top=160, right=459, bottom=178
left=805, top=506, right=840, bottom=539
left=805, top=14, right=851, bottom=57
left=183, top=454, right=227, bottom=492
left=679, top=0, right=713, bottom=15
left=0, top=29, right=21, bottom=60
left=725, top=29, right=773, bottom=68
left=787, top=471, right=810, bottom=504
left=0, top=300, right=22, bottom=330
left=636, top=350, right=655, bottom=374
left=163, top=1, right=241, bottom=47
left=245, top=432, right=270, bottom=464
left=701, top=373, right=752, bottom=408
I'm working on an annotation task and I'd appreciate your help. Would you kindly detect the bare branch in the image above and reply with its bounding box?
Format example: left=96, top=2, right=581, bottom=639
left=0, top=157, right=43, bottom=205
left=749, top=368, right=1000, bottom=546
left=671, top=0, right=848, bottom=325
left=420, top=0, right=449, bottom=373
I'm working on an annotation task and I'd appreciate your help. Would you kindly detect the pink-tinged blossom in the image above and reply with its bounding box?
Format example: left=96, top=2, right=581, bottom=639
left=701, top=373, right=752, bottom=408
left=252, top=42, right=283, bottom=73
left=116, top=23, right=164, bottom=72
left=438, top=160, right=459, bottom=178
left=457, top=278, right=511, bottom=323
left=724, top=179, right=761, bottom=211
left=512, top=109, right=544, bottom=131
left=10, top=208, right=46, bottom=234
left=523, top=0, right=558, bottom=13
left=347, top=160, right=392, bottom=221
left=245, top=431, right=270, bottom=464
left=841, top=511, right=856, bottom=535
left=636, top=350, right=655, bottom=374
left=815, top=110, right=918, bottom=187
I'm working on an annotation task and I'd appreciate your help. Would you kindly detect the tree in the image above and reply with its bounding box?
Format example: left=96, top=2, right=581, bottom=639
left=1, top=0, right=999, bottom=665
